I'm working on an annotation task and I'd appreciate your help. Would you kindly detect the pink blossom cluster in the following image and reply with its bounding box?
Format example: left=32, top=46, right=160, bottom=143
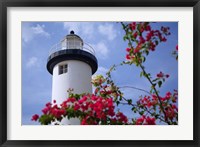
left=156, top=71, right=170, bottom=78
left=135, top=115, right=156, bottom=125
left=125, top=22, right=171, bottom=61
left=32, top=94, right=128, bottom=125
left=137, top=91, right=178, bottom=122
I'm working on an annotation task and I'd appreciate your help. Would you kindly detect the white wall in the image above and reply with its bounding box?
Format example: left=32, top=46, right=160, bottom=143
left=51, top=60, right=92, bottom=125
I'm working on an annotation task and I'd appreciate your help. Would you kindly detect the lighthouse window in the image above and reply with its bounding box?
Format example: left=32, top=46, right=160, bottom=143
left=59, top=64, right=68, bottom=75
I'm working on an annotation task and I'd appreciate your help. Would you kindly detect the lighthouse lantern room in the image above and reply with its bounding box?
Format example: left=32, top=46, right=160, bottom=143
left=46, top=31, right=98, bottom=125
left=60, top=31, right=83, bottom=50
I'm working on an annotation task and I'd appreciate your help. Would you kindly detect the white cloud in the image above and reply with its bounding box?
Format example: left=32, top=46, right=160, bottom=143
left=63, top=22, right=94, bottom=39
left=91, top=42, right=109, bottom=59
left=63, top=22, right=118, bottom=42
left=22, top=24, right=50, bottom=43
left=98, top=23, right=117, bottom=41
left=31, top=24, right=50, bottom=37
left=26, top=57, right=38, bottom=68
left=63, top=22, right=113, bottom=59
left=81, top=23, right=95, bottom=39
left=63, top=22, right=81, bottom=34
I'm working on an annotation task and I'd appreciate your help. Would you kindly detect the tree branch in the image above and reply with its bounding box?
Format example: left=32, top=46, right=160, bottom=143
left=121, top=22, right=170, bottom=124
left=119, top=86, right=152, bottom=95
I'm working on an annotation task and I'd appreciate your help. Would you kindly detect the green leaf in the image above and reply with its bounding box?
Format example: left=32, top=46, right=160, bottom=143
left=123, top=35, right=128, bottom=41
left=137, top=24, right=141, bottom=35
left=140, top=72, right=143, bottom=77
left=152, top=112, right=156, bottom=116
left=39, top=114, right=53, bottom=125
left=155, top=40, right=159, bottom=45
left=155, top=114, right=159, bottom=119
left=141, top=56, right=146, bottom=63
left=143, top=73, right=148, bottom=78
left=132, top=107, right=137, bottom=113
left=139, top=111, right=144, bottom=115
left=74, top=94, right=80, bottom=100
left=152, top=78, right=158, bottom=82
left=145, top=50, right=149, bottom=56
left=173, top=122, right=178, bottom=125
left=127, top=99, right=132, bottom=105
left=131, top=107, right=135, bottom=111
left=158, top=81, right=162, bottom=88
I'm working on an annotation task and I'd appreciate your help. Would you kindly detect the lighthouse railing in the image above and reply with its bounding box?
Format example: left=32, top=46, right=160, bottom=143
left=49, top=42, right=95, bottom=56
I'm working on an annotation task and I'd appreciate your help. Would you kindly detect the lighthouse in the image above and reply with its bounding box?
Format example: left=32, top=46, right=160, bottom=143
left=46, top=31, right=98, bottom=125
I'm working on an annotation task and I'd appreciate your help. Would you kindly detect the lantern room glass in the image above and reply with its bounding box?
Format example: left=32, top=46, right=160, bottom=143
left=61, top=36, right=83, bottom=50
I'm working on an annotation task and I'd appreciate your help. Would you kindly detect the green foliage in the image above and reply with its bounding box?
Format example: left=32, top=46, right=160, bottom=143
left=127, top=99, right=132, bottom=105
left=39, top=114, right=54, bottom=125
left=158, top=81, right=162, bottom=88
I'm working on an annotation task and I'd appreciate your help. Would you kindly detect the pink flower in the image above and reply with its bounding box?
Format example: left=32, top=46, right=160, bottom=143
left=161, top=37, right=167, bottom=42
left=145, top=116, right=156, bottom=125
left=51, top=108, right=65, bottom=118
left=134, top=44, right=142, bottom=54
left=108, top=109, right=115, bottom=117
left=139, top=36, right=145, bottom=44
left=147, top=102, right=152, bottom=108
left=161, top=26, right=170, bottom=33
left=81, top=118, right=88, bottom=125
left=149, top=41, right=156, bottom=51
left=165, top=107, right=176, bottom=120
left=107, top=98, right=113, bottom=107
left=68, top=98, right=76, bottom=103
left=172, top=104, right=178, bottom=111
left=146, top=31, right=154, bottom=41
left=140, top=27, right=144, bottom=33
left=31, top=114, right=39, bottom=121
left=134, top=49, right=139, bottom=54
left=126, top=54, right=131, bottom=60
left=129, top=22, right=136, bottom=30
left=165, top=92, right=171, bottom=100
left=74, top=103, right=80, bottom=111
left=60, top=100, right=68, bottom=108
left=176, top=45, right=178, bottom=51
left=42, top=107, right=49, bottom=114
left=116, top=112, right=128, bottom=123
left=91, top=95, right=98, bottom=101
left=145, top=25, right=151, bottom=31
left=133, top=32, right=138, bottom=38
left=136, top=116, right=145, bottom=125
left=126, top=48, right=131, bottom=52
left=45, top=102, right=52, bottom=108
left=157, top=72, right=164, bottom=78
left=111, top=118, right=117, bottom=123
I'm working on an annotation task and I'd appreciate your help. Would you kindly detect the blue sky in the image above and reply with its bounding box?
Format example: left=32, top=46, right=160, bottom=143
left=22, top=22, right=178, bottom=125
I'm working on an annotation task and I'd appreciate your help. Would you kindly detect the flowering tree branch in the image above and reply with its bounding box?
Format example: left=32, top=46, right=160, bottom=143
left=32, top=22, right=178, bottom=125
left=120, top=22, right=177, bottom=124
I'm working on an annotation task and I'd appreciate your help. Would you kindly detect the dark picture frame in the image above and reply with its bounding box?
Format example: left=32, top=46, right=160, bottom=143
left=0, top=0, right=199, bottom=146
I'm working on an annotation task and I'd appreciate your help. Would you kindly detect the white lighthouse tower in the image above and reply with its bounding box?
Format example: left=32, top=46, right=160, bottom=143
left=47, top=31, right=98, bottom=125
